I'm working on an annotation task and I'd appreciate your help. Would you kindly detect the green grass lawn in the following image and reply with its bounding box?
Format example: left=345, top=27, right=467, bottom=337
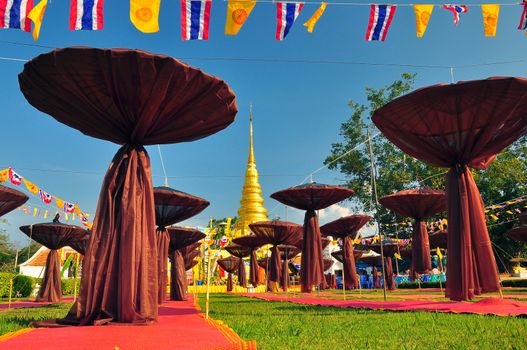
left=0, top=303, right=72, bottom=335
left=199, top=293, right=527, bottom=350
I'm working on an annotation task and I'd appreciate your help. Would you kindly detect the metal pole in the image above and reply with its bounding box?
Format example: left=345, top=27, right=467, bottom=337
left=205, top=246, right=212, bottom=319
left=367, top=130, right=388, bottom=302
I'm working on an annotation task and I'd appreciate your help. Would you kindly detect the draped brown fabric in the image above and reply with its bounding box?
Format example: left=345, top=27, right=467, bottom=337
left=279, top=245, right=300, bottom=292
left=19, top=47, right=237, bottom=324
left=68, top=234, right=90, bottom=255
left=429, top=230, right=448, bottom=250
left=372, top=77, right=527, bottom=301
left=268, top=246, right=281, bottom=283
left=271, top=183, right=354, bottom=293
left=257, top=259, right=273, bottom=292
left=168, top=227, right=206, bottom=251
left=520, top=211, right=527, bottom=225
left=225, top=244, right=251, bottom=288
left=342, top=237, right=359, bottom=290
left=379, top=189, right=446, bottom=277
left=373, top=267, right=381, bottom=289
left=20, top=223, right=87, bottom=302
left=384, top=258, right=396, bottom=291
left=169, top=250, right=187, bottom=301
left=0, top=185, right=28, bottom=217
left=506, top=227, right=527, bottom=244
left=185, top=259, right=199, bottom=271
left=156, top=229, right=170, bottom=304
left=218, top=258, right=239, bottom=292
left=280, top=259, right=289, bottom=291
left=232, top=236, right=266, bottom=288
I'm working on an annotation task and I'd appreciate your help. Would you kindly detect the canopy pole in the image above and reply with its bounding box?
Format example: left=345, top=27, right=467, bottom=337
left=205, top=244, right=212, bottom=319
left=367, top=130, right=388, bottom=302
left=394, top=226, right=400, bottom=276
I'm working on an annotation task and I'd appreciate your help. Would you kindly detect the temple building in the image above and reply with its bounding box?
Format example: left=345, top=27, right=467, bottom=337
left=233, top=107, right=268, bottom=237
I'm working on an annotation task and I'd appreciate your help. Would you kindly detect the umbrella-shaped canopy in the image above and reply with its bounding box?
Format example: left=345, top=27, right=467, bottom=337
left=20, top=223, right=87, bottom=302
left=185, top=259, right=199, bottom=271
left=0, top=184, right=28, bottom=217
left=19, top=47, right=237, bottom=324
left=356, top=243, right=401, bottom=257
left=218, top=257, right=240, bottom=292
left=399, top=246, right=413, bottom=259
left=506, top=227, right=527, bottom=245
left=271, top=183, right=354, bottom=293
left=429, top=230, right=448, bottom=250
left=372, top=77, right=527, bottom=301
left=279, top=245, right=302, bottom=260
left=359, top=256, right=382, bottom=267
left=331, top=250, right=364, bottom=264
left=154, top=187, right=209, bottom=227
left=294, top=237, right=331, bottom=250
left=68, top=233, right=90, bottom=255
left=168, top=227, right=206, bottom=251
left=379, top=189, right=446, bottom=276
left=232, top=236, right=267, bottom=288
left=225, top=244, right=251, bottom=288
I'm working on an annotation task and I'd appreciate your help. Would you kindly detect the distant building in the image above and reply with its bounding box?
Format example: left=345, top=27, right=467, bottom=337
left=18, top=246, right=79, bottom=279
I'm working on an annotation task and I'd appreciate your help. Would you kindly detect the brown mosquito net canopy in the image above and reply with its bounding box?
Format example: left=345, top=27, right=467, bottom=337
left=225, top=244, right=251, bottom=288
left=68, top=233, right=90, bottom=255
left=278, top=245, right=301, bottom=291
left=0, top=185, right=28, bottom=217
left=429, top=230, right=448, bottom=250
left=20, top=223, right=87, bottom=302
left=232, top=235, right=266, bottom=288
left=271, top=183, right=354, bottom=293
left=176, top=242, right=201, bottom=283
left=379, top=189, right=446, bottom=278
left=167, top=227, right=205, bottom=301
left=19, top=47, right=236, bottom=324
left=321, top=215, right=371, bottom=290
left=218, top=257, right=239, bottom=292
left=154, top=187, right=209, bottom=304
left=506, top=227, right=527, bottom=245
left=372, top=77, right=527, bottom=301
left=249, top=221, right=302, bottom=290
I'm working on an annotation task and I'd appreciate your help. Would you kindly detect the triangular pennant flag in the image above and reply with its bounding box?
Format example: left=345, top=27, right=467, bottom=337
left=0, top=168, right=8, bottom=183
left=442, top=4, right=468, bottom=25
left=303, top=2, right=327, bottom=33
left=276, top=2, right=304, bottom=40
left=519, top=1, right=527, bottom=30
left=55, top=197, right=65, bottom=211
left=225, top=0, right=255, bottom=35
left=482, top=4, right=499, bottom=37
left=23, top=179, right=39, bottom=194
left=28, top=0, right=48, bottom=41
left=414, top=4, right=434, bottom=38
left=130, top=0, right=160, bottom=33
left=181, top=0, right=212, bottom=40
left=365, top=4, right=397, bottom=41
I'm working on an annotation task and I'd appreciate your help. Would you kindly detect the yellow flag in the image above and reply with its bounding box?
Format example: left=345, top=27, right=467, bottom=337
left=130, top=0, right=160, bottom=33
left=436, top=247, right=443, bottom=260
left=0, top=169, right=8, bottom=183
left=33, top=208, right=37, bottom=216
left=28, top=0, right=48, bottom=41
left=394, top=252, right=402, bottom=260
left=490, top=214, right=499, bottom=220
left=55, top=198, right=65, bottom=211
left=74, top=204, right=82, bottom=217
left=482, top=4, right=499, bottom=37
left=225, top=217, right=232, bottom=235
left=414, top=4, right=434, bottom=38
left=303, top=2, right=327, bottom=33
left=23, top=179, right=39, bottom=194
left=43, top=210, right=48, bottom=219
left=225, top=0, right=256, bottom=35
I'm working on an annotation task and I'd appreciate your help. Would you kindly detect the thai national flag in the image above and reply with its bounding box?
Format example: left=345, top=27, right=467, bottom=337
left=181, top=0, right=211, bottom=40
left=0, top=0, right=34, bottom=32
left=8, top=168, right=22, bottom=185
left=519, top=3, right=527, bottom=30
left=38, top=189, right=53, bottom=204
left=64, top=201, right=76, bottom=213
left=365, top=4, right=396, bottom=41
left=276, top=2, right=304, bottom=41
left=69, top=0, right=104, bottom=31
left=443, top=4, right=468, bottom=25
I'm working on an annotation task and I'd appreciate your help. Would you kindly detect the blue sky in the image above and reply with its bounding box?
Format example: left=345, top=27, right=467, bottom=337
left=1, top=1, right=527, bottom=247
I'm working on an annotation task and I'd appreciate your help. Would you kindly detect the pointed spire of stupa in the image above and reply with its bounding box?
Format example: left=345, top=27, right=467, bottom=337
left=235, top=104, right=268, bottom=236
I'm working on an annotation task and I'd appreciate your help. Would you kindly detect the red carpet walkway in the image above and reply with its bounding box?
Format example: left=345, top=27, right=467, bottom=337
left=0, top=296, right=255, bottom=350
left=242, top=293, right=527, bottom=316
left=0, top=297, right=74, bottom=311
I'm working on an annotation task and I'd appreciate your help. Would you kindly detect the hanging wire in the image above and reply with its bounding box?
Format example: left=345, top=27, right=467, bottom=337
left=157, top=145, right=169, bottom=187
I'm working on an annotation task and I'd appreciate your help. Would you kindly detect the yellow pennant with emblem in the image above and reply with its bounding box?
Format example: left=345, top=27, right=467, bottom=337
left=481, top=4, right=500, bottom=37
left=23, top=179, right=39, bottom=194
left=0, top=168, right=9, bottom=183
left=225, top=0, right=256, bottom=35
left=130, top=0, right=161, bottom=33
left=303, top=2, right=327, bottom=33
left=414, top=4, right=434, bottom=38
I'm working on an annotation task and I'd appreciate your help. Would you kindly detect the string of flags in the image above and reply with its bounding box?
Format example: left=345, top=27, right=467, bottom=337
left=0, top=167, right=92, bottom=228
left=1, top=1, right=526, bottom=42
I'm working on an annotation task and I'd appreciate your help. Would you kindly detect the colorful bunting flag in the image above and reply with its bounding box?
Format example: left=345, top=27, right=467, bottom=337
left=63, top=201, right=76, bottom=213
left=414, top=4, right=434, bottom=38
left=518, top=1, right=527, bottom=30
left=8, top=168, right=22, bottom=185
left=130, top=0, right=160, bottom=33
left=481, top=4, right=499, bottom=37
left=303, top=2, right=326, bottom=33
left=443, top=4, right=468, bottom=25
left=0, top=168, right=7, bottom=183
left=181, top=0, right=212, bottom=40
left=365, top=4, right=397, bottom=41
left=224, top=0, right=255, bottom=35
left=436, top=247, right=443, bottom=260
left=23, top=179, right=39, bottom=194
left=27, top=0, right=46, bottom=40
left=69, top=0, right=105, bottom=31
left=275, top=2, right=304, bottom=41
left=38, top=188, right=53, bottom=204
left=0, top=0, right=33, bottom=32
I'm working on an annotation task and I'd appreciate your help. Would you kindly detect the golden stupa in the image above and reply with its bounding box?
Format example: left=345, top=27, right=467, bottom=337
left=234, top=107, right=268, bottom=237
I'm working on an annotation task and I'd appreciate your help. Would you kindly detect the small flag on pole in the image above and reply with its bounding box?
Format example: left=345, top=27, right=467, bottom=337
left=0, top=0, right=34, bottom=32
left=276, top=2, right=304, bottom=40
left=414, top=4, right=434, bottom=38
left=303, top=2, right=326, bottom=33
left=69, top=0, right=105, bottom=30
left=181, top=0, right=212, bottom=40
left=224, top=0, right=255, bottom=35
left=442, top=4, right=468, bottom=25
left=365, top=4, right=397, bottom=41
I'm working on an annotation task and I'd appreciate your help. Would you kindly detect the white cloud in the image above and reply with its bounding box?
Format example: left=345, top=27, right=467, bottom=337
left=318, top=204, right=352, bottom=224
